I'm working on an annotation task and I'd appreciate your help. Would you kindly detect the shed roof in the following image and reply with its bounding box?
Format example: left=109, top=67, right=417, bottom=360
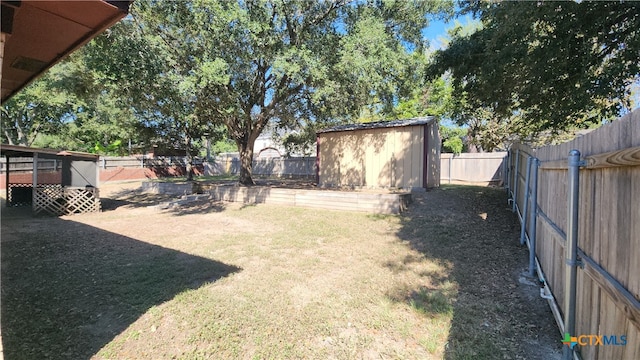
left=317, top=116, right=437, bottom=134
left=0, top=144, right=100, bottom=161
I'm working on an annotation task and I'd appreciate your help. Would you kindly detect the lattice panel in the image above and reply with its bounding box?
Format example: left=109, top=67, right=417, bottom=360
left=63, top=188, right=100, bottom=214
left=33, top=186, right=100, bottom=216
left=33, top=185, right=65, bottom=216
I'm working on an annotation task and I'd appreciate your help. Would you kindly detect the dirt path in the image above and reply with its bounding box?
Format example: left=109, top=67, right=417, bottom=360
left=401, top=187, right=562, bottom=359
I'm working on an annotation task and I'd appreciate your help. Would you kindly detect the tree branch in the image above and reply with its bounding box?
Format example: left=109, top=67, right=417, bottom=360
left=280, top=0, right=298, bottom=44
left=302, top=0, right=349, bottom=32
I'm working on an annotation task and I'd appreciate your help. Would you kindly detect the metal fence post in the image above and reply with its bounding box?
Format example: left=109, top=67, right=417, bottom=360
left=502, top=153, right=508, bottom=191
left=563, top=150, right=581, bottom=360
left=512, top=149, right=520, bottom=212
left=505, top=151, right=511, bottom=194
left=520, top=156, right=532, bottom=245
left=528, top=158, right=539, bottom=276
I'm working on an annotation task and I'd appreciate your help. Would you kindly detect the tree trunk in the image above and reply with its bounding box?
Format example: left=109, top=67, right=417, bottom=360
left=185, top=134, right=194, bottom=181
left=238, top=140, right=255, bottom=185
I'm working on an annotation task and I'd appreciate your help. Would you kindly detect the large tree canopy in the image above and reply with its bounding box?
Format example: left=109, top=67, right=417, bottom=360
left=115, top=0, right=452, bottom=184
left=430, top=1, right=640, bottom=136
left=3, top=0, right=454, bottom=180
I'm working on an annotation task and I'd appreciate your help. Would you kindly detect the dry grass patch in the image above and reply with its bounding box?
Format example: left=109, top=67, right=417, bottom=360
left=2, top=197, right=451, bottom=359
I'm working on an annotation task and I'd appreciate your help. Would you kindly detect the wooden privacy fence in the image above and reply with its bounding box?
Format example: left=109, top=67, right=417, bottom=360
left=440, top=152, right=506, bottom=185
left=205, top=156, right=317, bottom=178
left=208, top=154, right=507, bottom=184
left=507, top=109, right=640, bottom=360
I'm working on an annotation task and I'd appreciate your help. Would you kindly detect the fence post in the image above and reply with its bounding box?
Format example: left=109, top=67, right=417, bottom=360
left=563, top=150, right=582, bottom=360
left=32, top=153, right=39, bottom=208
left=449, top=155, right=453, bottom=184
left=528, top=158, right=539, bottom=277
left=502, top=153, right=507, bottom=190
left=512, top=149, right=520, bottom=212
left=505, top=150, right=511, bottom=196
left=520, top=156, right=532, bottom=245
left=5, top=156, right=10, bottom=204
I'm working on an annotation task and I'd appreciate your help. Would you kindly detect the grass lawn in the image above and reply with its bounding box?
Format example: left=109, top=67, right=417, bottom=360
left=0, top=184, right=561, bottom=359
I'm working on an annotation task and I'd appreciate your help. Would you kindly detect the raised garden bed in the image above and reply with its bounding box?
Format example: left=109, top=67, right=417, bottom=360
left=142, top=181, right=412, bottom=214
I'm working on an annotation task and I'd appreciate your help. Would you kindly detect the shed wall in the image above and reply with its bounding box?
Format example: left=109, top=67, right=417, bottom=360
left=319, top=124, right=436, bottom=190
left=425, top=122, right=441, bottom=188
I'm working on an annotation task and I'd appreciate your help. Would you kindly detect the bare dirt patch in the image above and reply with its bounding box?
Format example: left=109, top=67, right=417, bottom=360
left=399, top=186, right=562, bottom=359
left=1, top=182, right=561, bottom=359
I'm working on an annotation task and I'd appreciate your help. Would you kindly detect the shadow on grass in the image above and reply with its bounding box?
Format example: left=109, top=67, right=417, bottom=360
left=100, top=190, right=179, bottom=211
left=167, top=199, right=228, bottom=216
left=387, top=185, right=561, bottom=360
left=1, top=209, right=240, bottom=359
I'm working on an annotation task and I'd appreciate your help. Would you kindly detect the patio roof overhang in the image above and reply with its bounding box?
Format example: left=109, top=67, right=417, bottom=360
left=1, top=0, right=132, bottom=104
left=0, top=144, right=100, bottom=161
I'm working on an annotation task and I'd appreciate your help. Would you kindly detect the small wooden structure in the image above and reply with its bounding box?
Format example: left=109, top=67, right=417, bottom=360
left=317, top=117, right=440, bottom=190
left=1, top=144, right=100, bottom=215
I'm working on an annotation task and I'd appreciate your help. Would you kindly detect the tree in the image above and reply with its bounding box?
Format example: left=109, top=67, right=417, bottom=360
left=1, top=48, right=140, bottom=153
left=440, top=125, right=466, bottom=154
left=123, top=0, right=452, bottom=185
left=1, top=72, right=73, bottom=146
left=430, top=1, right=640, bottom=136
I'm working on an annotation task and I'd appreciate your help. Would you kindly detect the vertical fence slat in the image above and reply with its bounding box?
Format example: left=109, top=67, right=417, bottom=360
left=528, top=158, right=539, bottom=277
left=520, top=156, right=532, bottom=245
left=512, top=149, right=520, bottom=212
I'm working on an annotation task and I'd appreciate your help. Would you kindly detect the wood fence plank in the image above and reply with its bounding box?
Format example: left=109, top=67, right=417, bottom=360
left=580, top=253, right=640, bottom=331
left=589, top=285, right=602, bottom=360
left=596, top=295, right=627, bottom=360
left=623, top=323, right=639, bottom=360
left=630, top=169, right=640, bottom=302
left=579, top=169, right=595, bottom=261
left=576, top=271, right=596, bottom=360
left=540, top=146, right=640, bottom=170
left=610, top=168, right=631, bottom=289
left=585, top=146, right=640, bottom=169
left=633, top=110, right=640, bottom=147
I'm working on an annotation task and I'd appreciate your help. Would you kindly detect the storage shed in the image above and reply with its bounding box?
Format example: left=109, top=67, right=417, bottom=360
left=1, top=144, right=101, bottom=215
left=317, top=117, right=440, bottom=190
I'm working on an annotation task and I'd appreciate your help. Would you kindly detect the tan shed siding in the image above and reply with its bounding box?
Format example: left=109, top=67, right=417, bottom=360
left=384, top=127, right=393, bottom=187
left=392, top=128, right=400, bottom=187
left=410, top=125, right=424, bottom=188
left=343, top=131, right=365, bottom=186
left=319, top=124, right=435, bottom=190
left=364, top=127, right=391, bottom=188
left=400, top=128, right=410, bottom=186
left=425, top=122, right=441, bottom=187
left=318, top=135, right=332, bottom=186
left=364, top=130, right=374, bottom=187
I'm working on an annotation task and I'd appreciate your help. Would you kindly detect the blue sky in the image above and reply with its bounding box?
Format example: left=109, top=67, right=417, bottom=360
left=423, top=14, right=477, bottom=51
